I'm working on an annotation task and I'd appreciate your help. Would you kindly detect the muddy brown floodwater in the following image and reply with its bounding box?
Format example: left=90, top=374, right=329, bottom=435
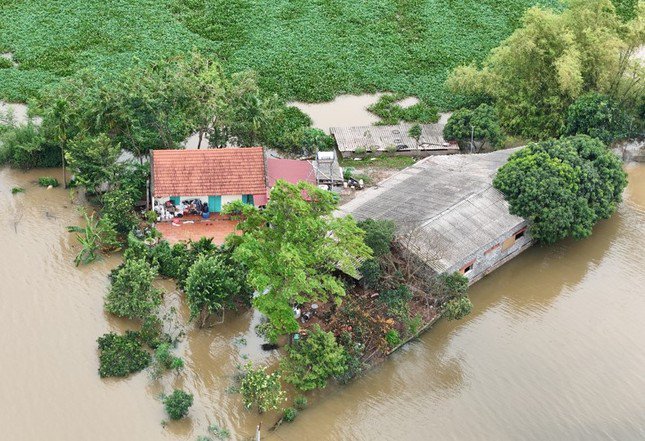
left=1, top=163, right=644, bottom=441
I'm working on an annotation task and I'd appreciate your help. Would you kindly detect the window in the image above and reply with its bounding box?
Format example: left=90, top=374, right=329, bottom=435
left=460, top=260, right=475, bottom=274
left=514, top=228, right=526, bottom=240
left=242, top=194, right=254, bottom=205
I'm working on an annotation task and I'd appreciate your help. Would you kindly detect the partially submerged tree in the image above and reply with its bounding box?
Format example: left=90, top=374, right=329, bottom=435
left=281, top=325, right=348, bottom=391
left=239, top=362, right=285, bottom=413
left=443, top=104, right=503, bottom=152
left=65, top=133, right=121, bottom=193
left=493, top=135, right=627, bottom=244
left=67, top=209, right=119, bottom=266
left=105, top=258, right=162, bottom=319
left=225, top=180, right=372, bottom=341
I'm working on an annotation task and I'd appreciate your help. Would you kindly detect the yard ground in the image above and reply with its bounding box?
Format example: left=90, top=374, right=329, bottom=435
left=155, top=214, right=239, bottom=244
left=340, top=155, right=417, bottom=204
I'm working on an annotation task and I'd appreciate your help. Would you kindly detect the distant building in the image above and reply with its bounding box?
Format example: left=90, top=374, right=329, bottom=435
left=151, top=147, right=268, bottom=213
left=337, top=149, right=531, bottom=284
left=330, top=123, right=459, bottom=158
left=266, top=158, right=317, bottom=187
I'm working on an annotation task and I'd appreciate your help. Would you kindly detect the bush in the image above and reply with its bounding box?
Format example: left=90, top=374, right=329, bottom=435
left=281, top=324, right=348, bottom=391
left=11, top=186, right=24, bottom=194
left=0, top=57, right=12, bottom=69
left=494, top=135, right=627, bottom=243
left=385, top=329, right=401, bottom=347
left=38, top=176, right=59, bottom=187
left=101, top=188, right=139, bottom=236
left=239, top=362, right=286, bottom=413
left=154, top=342, right=183, bottom=371
left=443, top=296, right=473, bottom=320
left=140, top=314, right=166, bottom=349
left=293, top=396, right=308, bottom=411
left=357, top=218, right=396, bottom=257
left=359, top=259, right=381, bottom=290
left=439, top=272, right=469, bottom=298
left=163, top=389, right=193, bottom=420
left=334, top=332, right=365, bottom=384
left=97, top=331, right=151, bottom=378
left=105, top=258, right=162, bottom=319
left=0, top=122, right=62, bottom=169
left=283, top=407, right=298, bottom=422
left=369, top=94, right=438, bottom=125
left=379, top=285, right=413, bottom=320
left=443, top=104, right=503, bottom=152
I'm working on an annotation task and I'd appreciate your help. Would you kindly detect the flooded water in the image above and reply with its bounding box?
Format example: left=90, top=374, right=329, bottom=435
left=1, top=163, right=644, bottom=441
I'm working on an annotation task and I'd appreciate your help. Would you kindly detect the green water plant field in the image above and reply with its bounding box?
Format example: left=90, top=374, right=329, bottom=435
left=0, top=0, right=566, bottom=105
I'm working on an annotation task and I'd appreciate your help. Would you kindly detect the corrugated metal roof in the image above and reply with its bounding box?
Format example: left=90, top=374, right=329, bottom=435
left=337, top=149, right=525, bottom=273
left=266, top=158, right=316, bottom=187
left=330, top=123, right=459, bottom=153
left=152, top=147, right=266, bottom=197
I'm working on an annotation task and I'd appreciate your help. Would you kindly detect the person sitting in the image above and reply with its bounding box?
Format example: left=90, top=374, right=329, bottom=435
left=202, top=202, right=209, bottom=214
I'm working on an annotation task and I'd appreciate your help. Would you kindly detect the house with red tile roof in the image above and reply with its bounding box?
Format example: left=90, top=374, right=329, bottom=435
left=151, top=147, right=268, bottom=215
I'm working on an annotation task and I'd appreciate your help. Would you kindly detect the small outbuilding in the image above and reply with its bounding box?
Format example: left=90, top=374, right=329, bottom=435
left=266, top=158, right=317, bottom=187
left=337, top=148, right=531, bottom=284
left=330, top=123, right=459, bottom=158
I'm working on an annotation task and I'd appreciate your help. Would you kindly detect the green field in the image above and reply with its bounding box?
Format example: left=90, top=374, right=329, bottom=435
left=0, top=0, right=560, bottom=105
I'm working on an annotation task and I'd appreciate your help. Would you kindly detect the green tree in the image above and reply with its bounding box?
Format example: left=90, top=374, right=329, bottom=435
left=447, top=0, right=644, bottom=138
left=281, top=325, right=348, bottom=391
left=0, top=121, right=61, bottom=169
left=163, top=389, right=194, bottom=420
left=239, top=362, right=286, bottom=413
left=105, top=258, right=162, bottom=319
left=443, top=104, right=503, bottom=152
left=66, top=133, right=121, bottom=193
left=225, top=181, right=372, bottom=341
left=184, top=255, right=244, bottom=327
left=97, top=331, right=151, bottom=378
left=493, top=135, right=627, bottom=244
left=67, top=209, right=119, bottom=266
left=101, top=188, right=139, bottom=237
left=564, top=92, right=632, bottom=143
left=357, top=218, right=396, bottom=257
left=408, top=124, right=422, bottom=150
left=443, top=296, right=473, bottom=320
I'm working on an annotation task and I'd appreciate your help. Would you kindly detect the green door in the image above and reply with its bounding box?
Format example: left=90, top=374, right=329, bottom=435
left=170, top=196, right=180, bottom=205
left=209, top=195, right=222, bottom=213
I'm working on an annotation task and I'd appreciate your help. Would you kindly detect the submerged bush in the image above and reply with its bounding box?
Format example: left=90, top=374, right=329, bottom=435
left=97, top=331, right=151, bottom=378
left=384, top=329, right=401, bottom=348
left=105, top=258, right=162, bottom=319
left=293, top=395, right=308, bottom=410
left=163, top=389, right=193, bottom=420
left=38, top=176, right=59, bottom=187
left=443, top=296, right=473, bottom=321
left=283, top=407, right=298, bottom=422
left=239, top=362, right=285, bottom=413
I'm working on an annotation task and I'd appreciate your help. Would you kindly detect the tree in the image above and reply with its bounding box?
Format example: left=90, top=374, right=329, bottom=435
left=446, top=0, right=643, bottom=138
left=101, top=188, right=139, bottom=237
left=41, top=98, right=75, bottom=188
left=67, top=209, right=119, bottom=266
left=564, top=92, right=631, bottom=143
left=281, top=325, right=348, bottom=391
left=443, top=104, right=503, bottom=152
left=184, top=255, right=243, bottom=327
left=239, top=362, right=285, bottom=413
left=408, top=124, right=422, bottom=150
left=66, top=133, right=121, bottom=193
left=0, top=121, right=61, bottom=169
left=97, top=331, right=151, bottom=378
left=225, top=181, right=372, bottom=341
left=493, top=135, right=627, bottom=244
left=105, top=258, right=162, bottom=319
left=163, top=389, right=194, bottom=420
left=357, top=218, right=396, bottom=258
left=443, top=296, right=473, bottom=321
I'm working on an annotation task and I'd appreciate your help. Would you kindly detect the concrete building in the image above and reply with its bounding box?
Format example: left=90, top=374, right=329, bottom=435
left=337, top=149, right=531, bottom=284
left=330, top=123, right=459, bottom=158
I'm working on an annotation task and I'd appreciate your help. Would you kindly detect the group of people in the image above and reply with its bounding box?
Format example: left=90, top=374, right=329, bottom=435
left=153, top=199, right=210, bottom=222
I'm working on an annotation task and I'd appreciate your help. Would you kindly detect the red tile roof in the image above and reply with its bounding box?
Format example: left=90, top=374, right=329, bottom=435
left=266, top=158, right=317, bottom=187
left=152, top=148, right=266, bottom=197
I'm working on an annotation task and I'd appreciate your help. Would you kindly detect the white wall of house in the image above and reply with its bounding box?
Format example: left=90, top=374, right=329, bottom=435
left=221, top=195, right=241, bottom=206
left=153, top=194, right=246, bottom=210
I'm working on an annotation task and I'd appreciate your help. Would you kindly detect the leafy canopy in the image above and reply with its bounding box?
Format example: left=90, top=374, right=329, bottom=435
left=447, top=0, right=644, bottom=138
left=564, top=92, right=635, bottom=144
left=281, top=325, right=348, bottom=391
left=226, top=180, right=372, bottom=341
left=97, top=331, right=151, bottom=378
left=493, top=135, right=627, bottom=244
left=239, top=362, right=285, bottom=414
left=443, top=104, right=503, bottom=152
left=105, top=258, right=162, bottom=319
left=163, top=389, right=194, bottom=420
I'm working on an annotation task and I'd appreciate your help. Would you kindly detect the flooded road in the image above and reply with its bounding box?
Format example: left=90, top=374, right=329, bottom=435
left=1, top=163, right=644, bottom=440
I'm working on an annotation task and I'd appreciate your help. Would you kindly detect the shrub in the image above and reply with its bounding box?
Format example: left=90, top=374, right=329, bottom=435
left=281, top=324, right=348, bottom=391
left=140, top=314, right=166, bottom=349
left=67, top=210, right=120, bottom=266
left=154, top=343, right=183, bottom=372
left=163, top=389, right=193, bottom=420
left=334, top=332, right=365, bottom=384
left=101, top=188, right=139, bottom=236
left=369, top=94, right=438, bottom=124
left=105, top=258, right=162, bottom=319
left=379, top=285, right=413, bottom=320
left=359, top=259, right=381, bottom=290
left=385, top=329, right=401, bottom=347
left=0, top=122, right=62, bottom=169
left=239, top=362, right=285, bottom=413
left=354, top=146, right=366, bottom=155
left=11, top=186, right=24, bottom=194
left=493, top=135, right=627, bottom=243
left=207, top=424, right=231, bottom=440
left=443, top=296, right=473, bottom=320
left=97, top=331, right=151, bottom=378
left=439, top=272, right=469, bottom=298
left=283, top=407, right=298, bottom=422
left=38, top=176, right=59, bottom=187
left=443, top=104, right=503, bottom=152
left=0, top=57, right=12, bottom=69
left=293, top=395, right=308, bottom=410
left=357, top=218, right=396, bottom=257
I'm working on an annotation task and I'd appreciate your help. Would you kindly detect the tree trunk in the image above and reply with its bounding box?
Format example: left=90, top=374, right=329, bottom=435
left=61, top=142, right=67, bottom=189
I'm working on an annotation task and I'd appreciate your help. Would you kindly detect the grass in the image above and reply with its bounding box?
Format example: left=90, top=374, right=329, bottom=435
left=0, top=0, right=560, bottom=106
left=341, top=155, right=417, bottom=171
